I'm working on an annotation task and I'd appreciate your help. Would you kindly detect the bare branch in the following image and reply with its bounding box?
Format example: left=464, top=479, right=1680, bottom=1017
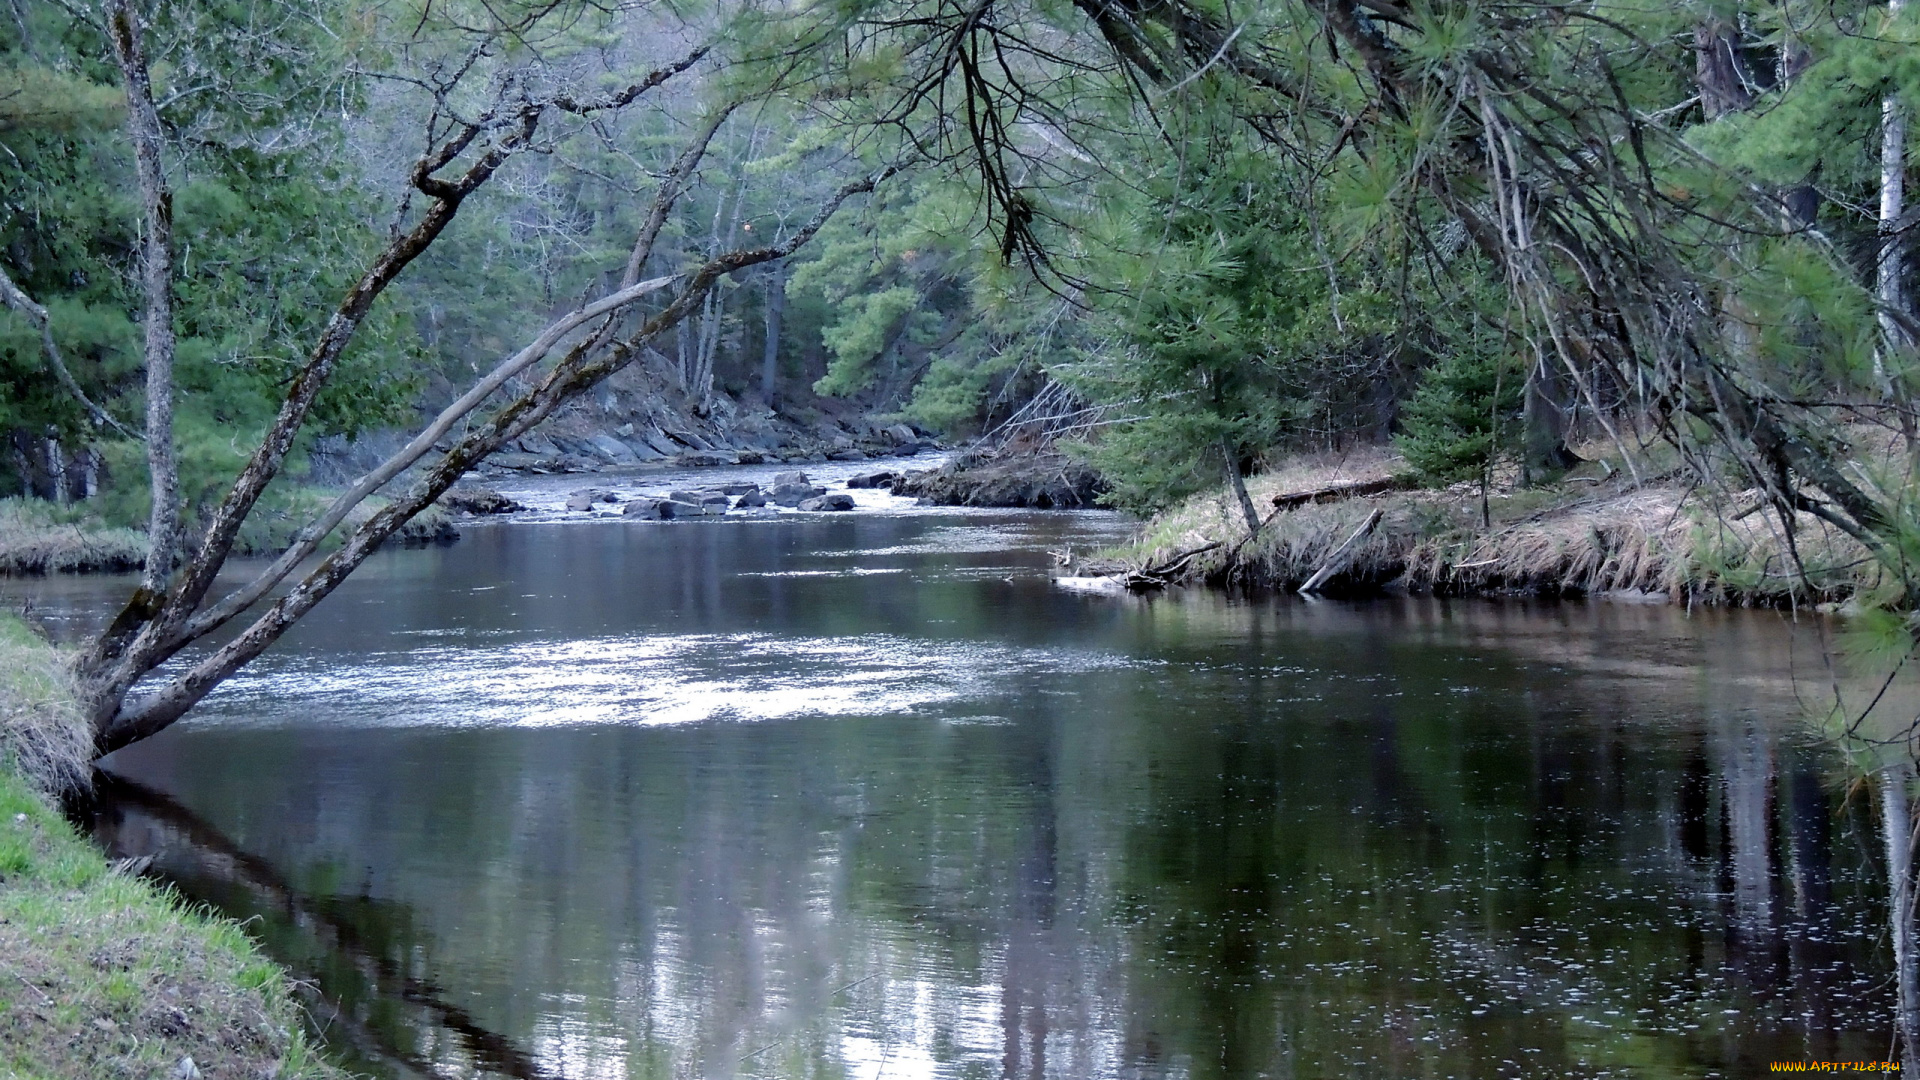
left=0, top=264, right=139, bottom=440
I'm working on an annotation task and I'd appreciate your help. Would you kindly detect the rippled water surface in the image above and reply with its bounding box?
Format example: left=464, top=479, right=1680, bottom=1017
left=9, top=484, right=1900, bottom=1079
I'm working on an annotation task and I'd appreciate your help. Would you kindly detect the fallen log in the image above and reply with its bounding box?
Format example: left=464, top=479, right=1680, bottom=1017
left=1298, top=508, right=1385, bottom=594
left=1270, top=476, right=1404, bottom=511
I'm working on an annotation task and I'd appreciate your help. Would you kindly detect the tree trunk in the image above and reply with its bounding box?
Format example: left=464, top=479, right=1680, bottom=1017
left=1883, top=759, right=1920, bottom=1072
left=106, top=0, right=178, bottom=592
left=1520, top=353, right=1578, bottom=484
left=1878, top=0, right=1910, bottom=395
left=1693, top=19, right=1753, bottom=121
left=44, top=433, right=65, bottom=504
left=762, top=260, right=786, bottom=406
left=1221, top=439, right=1261, bottom=536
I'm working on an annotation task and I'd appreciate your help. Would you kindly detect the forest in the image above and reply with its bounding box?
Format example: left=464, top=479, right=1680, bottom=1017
left=5, top=0, right=1920, bottom=1076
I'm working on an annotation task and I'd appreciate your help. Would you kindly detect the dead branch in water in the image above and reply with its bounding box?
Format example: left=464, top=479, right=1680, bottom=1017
left=1120, top=542, right=1222, bottom=591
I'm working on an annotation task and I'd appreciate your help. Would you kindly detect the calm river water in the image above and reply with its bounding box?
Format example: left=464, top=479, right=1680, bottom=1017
left=8, top=470, right=1900, bottom=1079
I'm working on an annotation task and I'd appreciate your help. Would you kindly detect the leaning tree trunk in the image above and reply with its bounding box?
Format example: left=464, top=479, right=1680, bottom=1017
left=1221, top=439, right=1262, bottom=536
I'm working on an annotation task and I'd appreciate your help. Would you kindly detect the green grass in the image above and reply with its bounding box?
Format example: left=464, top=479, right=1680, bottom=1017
left=0, top=618, right=355, bottom=1079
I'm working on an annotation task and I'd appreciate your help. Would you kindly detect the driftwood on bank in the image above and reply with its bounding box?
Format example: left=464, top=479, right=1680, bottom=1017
left=1298, top=507, right=1385, bottom=594
left=1120, top=542, right=1221, bottom=591
left=1269, top=476, right=1405, bottom=511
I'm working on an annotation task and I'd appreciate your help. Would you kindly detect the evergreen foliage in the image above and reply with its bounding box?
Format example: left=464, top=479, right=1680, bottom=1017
left=1395, top=310, right=1523, bottom=525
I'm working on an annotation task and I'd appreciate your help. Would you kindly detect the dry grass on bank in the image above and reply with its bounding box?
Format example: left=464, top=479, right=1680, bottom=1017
left=0, top=616, right=92, bottom=801
left=0, top=615, right=354, bottom=1080
left=0, top=499, right=146, bottom=576
left=1123, top=445, right=1886, bottom=605
left=0, top=491, right=459, bottom=580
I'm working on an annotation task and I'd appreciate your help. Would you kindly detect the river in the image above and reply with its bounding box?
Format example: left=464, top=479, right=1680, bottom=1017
left=6, top=463, right=1898, bottom=1079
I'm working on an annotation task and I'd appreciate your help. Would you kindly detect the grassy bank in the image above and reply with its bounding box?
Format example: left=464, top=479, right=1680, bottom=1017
left=0, top=493, right=457, bottom=577
left=0, top=616, right=352, bottom=1079
left=0, top=499, right=147, bottom=576
left=1117, top=446, right=1886, bottom=606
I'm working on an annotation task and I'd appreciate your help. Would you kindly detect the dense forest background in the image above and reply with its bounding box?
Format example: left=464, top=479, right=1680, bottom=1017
left=8, top=0, right=1920, bottom=747
left=4, top=0, right=1918, bottom=518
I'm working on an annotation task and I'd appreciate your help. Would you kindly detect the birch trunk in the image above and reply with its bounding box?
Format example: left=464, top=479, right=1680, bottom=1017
left=762, top=260, right=786, bottom=405
left=106, top=0, right=178, bottom=592
left=1879, top=0, right=1914, bottom=451
left=1880, top=0, right=1909, bottom=360
left=1883, top=759, right=1920, bottom=1071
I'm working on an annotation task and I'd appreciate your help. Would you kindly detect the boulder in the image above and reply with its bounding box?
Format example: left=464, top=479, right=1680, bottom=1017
left=720, top=481, right=760, bottom=496
left=441, top=488, right=526, bottom=515
left=885, top=423, right=918, bottom=444
left=676, top=451, right=733, bottom=467
left=770, top=482, right=825, bottom=507
left=698, top=493, right=731, bottom=511
left=665, top=499, right=707, bottom=517
left=797, top=493, right=855, bottom=512
left=845, top=471, right=898, bottom=489
left=827, top=449, right=868, bottom=462
left=565, top=493, right=596, bottom=512
left=622, top=498, right=669, bottom=519
left=734, top=489, right=768, bottom=509
left=772, top=470, right=811, bottom=487
left=736, top=449, right=766, bottom=465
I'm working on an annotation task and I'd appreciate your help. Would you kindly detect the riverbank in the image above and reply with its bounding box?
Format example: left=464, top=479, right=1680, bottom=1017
left=0, top=616, right=352, bottom=1079
left=0, top=494, right=458, bottom=577
left=1104, top=447, right=1882, bottom=605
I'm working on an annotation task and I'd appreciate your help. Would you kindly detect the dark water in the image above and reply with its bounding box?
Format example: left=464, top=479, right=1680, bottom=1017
left=13, top=492, right=1900, bottom=1079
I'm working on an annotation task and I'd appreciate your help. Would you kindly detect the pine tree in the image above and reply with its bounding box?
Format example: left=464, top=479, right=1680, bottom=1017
left=1396, top=327, right=1523, bottom=528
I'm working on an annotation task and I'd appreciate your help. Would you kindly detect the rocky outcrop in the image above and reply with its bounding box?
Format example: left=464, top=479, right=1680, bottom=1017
left=439, top=487, right=527, bottom=515
left=896, top=447, right=1106, bottom=509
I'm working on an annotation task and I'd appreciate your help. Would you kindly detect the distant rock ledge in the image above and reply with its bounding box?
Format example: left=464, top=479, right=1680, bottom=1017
left=897, top=447, right=1107, bottom=509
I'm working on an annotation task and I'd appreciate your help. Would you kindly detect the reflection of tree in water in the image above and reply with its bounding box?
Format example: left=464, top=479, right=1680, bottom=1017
left=87, top=771, right=551, bottom=1080
left=80, top=624, right=1906, bottom=1079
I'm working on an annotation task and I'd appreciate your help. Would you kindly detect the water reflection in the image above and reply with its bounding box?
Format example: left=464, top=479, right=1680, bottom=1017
left=16, top=513, right=1899, bottom=1078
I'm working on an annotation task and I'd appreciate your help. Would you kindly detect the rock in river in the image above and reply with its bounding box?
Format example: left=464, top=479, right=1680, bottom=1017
left=769, top=482, right=825, bottom=507
left=734, top=488, right=768, bottom=508
left=797, top=493, right=855, bottom=512
left=622, top=498, right=668, bottom=519
left=846, top=471, right=898, bottom=489
left=441, top=487, right=526, bottom=515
